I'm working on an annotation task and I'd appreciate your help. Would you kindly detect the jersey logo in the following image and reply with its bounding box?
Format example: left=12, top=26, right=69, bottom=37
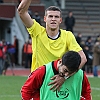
left=56, top=88, right=69, bottom=99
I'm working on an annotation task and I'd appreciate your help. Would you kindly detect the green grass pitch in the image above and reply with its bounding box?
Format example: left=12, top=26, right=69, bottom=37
left=0, top=76, right=27, bottom=100
left=88, top=77, right=100, bottom=100
left=0, top=76, right=100, bottom=100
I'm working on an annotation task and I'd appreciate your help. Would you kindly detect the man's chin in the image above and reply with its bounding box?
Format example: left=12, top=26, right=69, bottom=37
left=51, top=28, right=56, bottom=31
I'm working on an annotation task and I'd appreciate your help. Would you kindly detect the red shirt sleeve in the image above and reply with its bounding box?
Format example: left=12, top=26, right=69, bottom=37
left=21, top=66, right=45, bottom=100
left=81, top=72, right=92, bottom=100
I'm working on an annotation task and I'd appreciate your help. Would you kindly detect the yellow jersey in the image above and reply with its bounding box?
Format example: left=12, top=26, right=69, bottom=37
left=27, top=20, right=82, bottom=72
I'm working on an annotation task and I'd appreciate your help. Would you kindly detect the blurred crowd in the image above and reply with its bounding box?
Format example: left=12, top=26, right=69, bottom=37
left=0, top=39, right=16, bottom=75
left=1, top=33, right=100, bottom=76
left=0, top=36, right=32, bottom=75
left=76, top=33, right=100, bottom=76
left=0, top=7, right=100, bottom=76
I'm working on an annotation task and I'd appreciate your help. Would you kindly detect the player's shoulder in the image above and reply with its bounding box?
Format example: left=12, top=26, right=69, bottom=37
left=60, top=29, right=73, bottom=37
left=28, top=65, right=45, bottom=77
left=60, top=29, right=72, bottom=34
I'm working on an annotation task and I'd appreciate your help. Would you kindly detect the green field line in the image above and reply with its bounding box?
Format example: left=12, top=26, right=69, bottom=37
left=0, top=95, right=20, bottom=97
left=92, top=87, right=100, bottom=90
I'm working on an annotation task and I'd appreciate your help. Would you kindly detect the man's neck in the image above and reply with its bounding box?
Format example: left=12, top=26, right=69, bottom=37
left=46, top=28, right=59, bottom=38
left=48, top=32, right=59, bottom=39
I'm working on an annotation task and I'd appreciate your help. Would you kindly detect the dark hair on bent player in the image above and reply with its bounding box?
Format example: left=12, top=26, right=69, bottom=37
left=62, top=51, right=81, bottom=73
left=45, top=6, right=62, bottom=17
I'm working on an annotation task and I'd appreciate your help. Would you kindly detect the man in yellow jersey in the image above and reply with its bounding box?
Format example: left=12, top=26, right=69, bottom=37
left=17, top=0, right=87, bottom=91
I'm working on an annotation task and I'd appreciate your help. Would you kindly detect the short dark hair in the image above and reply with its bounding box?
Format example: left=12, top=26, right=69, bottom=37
left=62, top=51, right=81, bottom=73
left=45, top=6, right=62, bottom=16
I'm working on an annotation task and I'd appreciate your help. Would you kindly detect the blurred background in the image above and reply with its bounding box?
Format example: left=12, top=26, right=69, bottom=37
left=0, top=0, right=100, bottom=75
left=0, top=1, right=100, bottom=100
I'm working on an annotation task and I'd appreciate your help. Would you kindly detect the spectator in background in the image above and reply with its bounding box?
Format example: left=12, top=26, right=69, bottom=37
left=82, top=45, right=93, bottom=73
left=92, top=37, right=100, bottom=77
left=22, top=41, right=27, bottom=66
left=64, top=11, right=75, bottom=33
left=94, top=35, right=100, bottom=43
left=33, top=11, right=41, bottom=25
left=0, top=39, right=6, bottom=74
left=24, top=39, right=32, bottom=68
left=2, top=42, right=15, bottom=75
left=0, top=0, right=3, bottom=3
left=56, top=0, right=61, bottom=7
left=80, top=40, right=85, bottom=49
left=13, top=35, right=19, bottom=65
left=85, top=36, right=93, bottom=52
left=0, top=41, right=3, bottom=75
left=76, top=32, right=82, bottom=46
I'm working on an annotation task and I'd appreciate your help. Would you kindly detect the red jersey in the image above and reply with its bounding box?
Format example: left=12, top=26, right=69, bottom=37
left=21, top=60, right=91, bottom=100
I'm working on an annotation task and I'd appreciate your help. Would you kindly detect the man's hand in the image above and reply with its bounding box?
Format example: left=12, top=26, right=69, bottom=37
left=48, top=75, right=65, bottom=92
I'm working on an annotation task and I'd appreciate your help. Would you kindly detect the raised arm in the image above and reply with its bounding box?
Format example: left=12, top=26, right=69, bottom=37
left=17, top=0, right=33, bottom=28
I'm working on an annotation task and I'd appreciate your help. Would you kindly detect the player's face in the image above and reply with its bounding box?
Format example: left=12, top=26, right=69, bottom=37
left=58, top=60, right=75, bottom=78
left=44, top=11, right=62, bottom=30
left=58, top=64, right=69, bottom=78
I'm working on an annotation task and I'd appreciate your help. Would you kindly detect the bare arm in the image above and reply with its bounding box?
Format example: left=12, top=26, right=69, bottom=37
left=78, top=50, right=87, bottom=69
left=17, top=0, right=33, bottom=28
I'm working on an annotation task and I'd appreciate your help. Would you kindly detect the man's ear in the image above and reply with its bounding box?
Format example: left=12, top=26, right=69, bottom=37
left=44, top=16, right=46, bottom=22
left=60, top=18, right=62, bottom=23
